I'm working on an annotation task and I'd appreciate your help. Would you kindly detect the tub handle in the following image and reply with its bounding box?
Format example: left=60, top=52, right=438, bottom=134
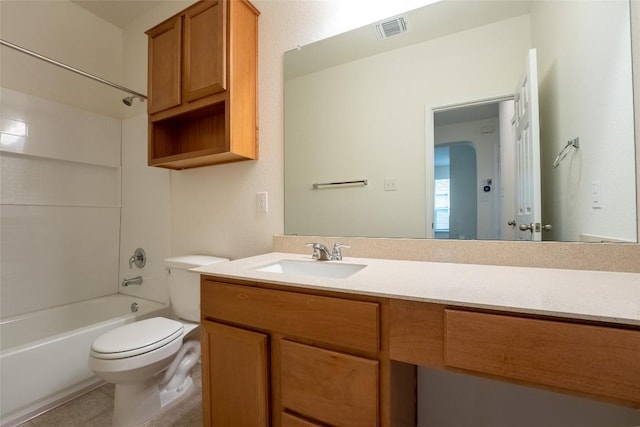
left=121, top=276, right=143, bottom=287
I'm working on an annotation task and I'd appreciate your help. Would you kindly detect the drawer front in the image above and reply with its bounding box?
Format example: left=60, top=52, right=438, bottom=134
left=282, top=412, right=326, bottom=427
left=202, top=280, right=379, bottom=353
left=280, top=340, right=379, bottom=427
left=445, top=310, right=640, bottom=404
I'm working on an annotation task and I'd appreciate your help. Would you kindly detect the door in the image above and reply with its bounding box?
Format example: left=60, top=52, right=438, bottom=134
left=201, top=321, right=269, bottom=427
left=514, top=48, right=542, bottom=241
left=183, top=0, right=226, bottom=102
left=146, top=15, right=182, bottom=114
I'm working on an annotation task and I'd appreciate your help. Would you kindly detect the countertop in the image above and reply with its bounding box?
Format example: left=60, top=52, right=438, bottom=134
left=194, top=252, right=640, bottom=327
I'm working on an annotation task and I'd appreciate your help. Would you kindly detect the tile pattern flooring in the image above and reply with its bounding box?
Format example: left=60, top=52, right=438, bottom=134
left=18, top=366, right=202, bottom=427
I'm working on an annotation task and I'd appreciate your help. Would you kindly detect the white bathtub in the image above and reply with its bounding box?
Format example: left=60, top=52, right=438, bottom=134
left=0, top=294, right=171, bottom=427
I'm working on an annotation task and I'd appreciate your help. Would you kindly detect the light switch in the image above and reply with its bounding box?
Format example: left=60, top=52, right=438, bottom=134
left=592, top=181, right=601, bottom=209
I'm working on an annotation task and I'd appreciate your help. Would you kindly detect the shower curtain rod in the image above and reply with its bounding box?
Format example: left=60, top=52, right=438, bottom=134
left=0, top=39, right=147, bottom=100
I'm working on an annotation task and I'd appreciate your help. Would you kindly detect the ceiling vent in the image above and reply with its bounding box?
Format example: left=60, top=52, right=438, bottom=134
left=373, top=16, right=409, bottom=40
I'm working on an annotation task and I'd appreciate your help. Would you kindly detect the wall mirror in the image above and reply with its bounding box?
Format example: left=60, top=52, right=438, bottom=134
left=284, top=0, right=637, bottom=243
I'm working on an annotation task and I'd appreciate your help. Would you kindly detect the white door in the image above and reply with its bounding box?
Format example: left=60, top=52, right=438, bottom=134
left=514, top=48, right=542, bottom=241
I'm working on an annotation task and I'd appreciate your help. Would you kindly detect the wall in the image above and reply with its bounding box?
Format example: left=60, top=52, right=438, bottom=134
left=127, top=0, right=442, bottom=260
left=533, top=0, right=636, bottom=242
left=0, top=1, right=124, bottom=317
left=284, top=15, right=530, bottom=238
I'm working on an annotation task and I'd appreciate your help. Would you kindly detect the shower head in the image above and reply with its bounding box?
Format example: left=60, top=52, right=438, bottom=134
left=122, top=95, right=146, bottom=106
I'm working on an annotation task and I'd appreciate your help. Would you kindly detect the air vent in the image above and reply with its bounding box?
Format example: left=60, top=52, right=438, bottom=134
left=373, top=16, right=409, bottom=40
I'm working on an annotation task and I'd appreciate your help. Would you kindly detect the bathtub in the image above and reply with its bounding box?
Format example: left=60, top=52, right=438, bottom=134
left=0, top=294, right=171, bottom=427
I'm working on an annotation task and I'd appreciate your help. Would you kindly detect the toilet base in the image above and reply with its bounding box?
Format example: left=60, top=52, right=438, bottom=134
left=112, top=378, right=161, bottom=427
left=111, top=373, right=196, bottom=427
left=110, top=340, right=201, bottom=427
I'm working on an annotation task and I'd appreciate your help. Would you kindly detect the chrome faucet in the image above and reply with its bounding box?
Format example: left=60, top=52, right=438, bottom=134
left=306, top=242, right=350, bottom=261
left=121, top=276, right=143, bottom=287
left=128, top=248, right=146, bottom=269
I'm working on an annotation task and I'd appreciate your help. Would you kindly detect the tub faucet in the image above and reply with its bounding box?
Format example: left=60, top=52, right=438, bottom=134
left=121, top=276, right=143, bottom=287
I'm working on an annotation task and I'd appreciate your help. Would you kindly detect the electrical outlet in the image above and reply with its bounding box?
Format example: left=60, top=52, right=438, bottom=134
left=384, top=178, right=398, bottom=191
left=256, top=192, right=268, bottom=213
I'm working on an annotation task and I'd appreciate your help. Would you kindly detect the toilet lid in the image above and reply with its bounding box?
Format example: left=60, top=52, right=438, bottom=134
left=91, top=317, right=183, bottom=360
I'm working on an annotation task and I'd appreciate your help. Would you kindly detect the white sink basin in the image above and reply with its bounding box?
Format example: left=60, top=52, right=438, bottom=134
left=253, top=259, right=366, bottom=279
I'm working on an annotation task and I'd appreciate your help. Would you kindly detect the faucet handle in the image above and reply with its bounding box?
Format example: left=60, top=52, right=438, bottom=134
left=332, top=243, right=350, bottom=261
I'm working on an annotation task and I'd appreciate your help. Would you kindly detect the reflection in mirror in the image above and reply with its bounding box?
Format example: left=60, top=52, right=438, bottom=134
left=284, top=0, right=637, bottom=242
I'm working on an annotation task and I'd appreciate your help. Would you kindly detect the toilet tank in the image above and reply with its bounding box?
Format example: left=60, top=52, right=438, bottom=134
left=164, top=255, right=228, bottom=322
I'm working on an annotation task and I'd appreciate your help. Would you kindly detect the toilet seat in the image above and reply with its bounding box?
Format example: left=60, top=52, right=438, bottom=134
left=91, top=317, right=183, bottom=360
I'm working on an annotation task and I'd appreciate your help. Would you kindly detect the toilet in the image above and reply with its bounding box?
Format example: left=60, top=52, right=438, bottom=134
left=89, top=255, right=227, bottom=427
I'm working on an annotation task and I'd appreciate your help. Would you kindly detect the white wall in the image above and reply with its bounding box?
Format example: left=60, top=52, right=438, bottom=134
left=418, top=367, right=640, bottom=426
left=533, top=0, right=636, bottom=242
left=0, top=0, right=126, bottom=118
left=285, top=15, right=530, bottom=238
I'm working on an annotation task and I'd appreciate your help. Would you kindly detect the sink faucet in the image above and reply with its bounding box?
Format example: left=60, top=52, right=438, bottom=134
left=306, top=243, right=350, bottom=261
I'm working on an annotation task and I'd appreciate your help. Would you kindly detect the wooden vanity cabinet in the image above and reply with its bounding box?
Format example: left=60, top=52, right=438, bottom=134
left=200, top=277, right=409, bottom=426
left=146, top=0, right=258, bottom=169
left=390, top=299, right=640, bottom=408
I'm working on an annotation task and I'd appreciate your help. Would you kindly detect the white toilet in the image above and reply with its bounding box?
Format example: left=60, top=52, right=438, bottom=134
left=89, top=255, right=227, bottom=427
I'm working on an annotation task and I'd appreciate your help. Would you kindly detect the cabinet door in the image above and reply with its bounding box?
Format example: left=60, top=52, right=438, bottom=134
left=147, top=15, right=182, bottom=114
left=183, top=0, right=226, bottom=102
left=201, top=321, right=269, bottom=427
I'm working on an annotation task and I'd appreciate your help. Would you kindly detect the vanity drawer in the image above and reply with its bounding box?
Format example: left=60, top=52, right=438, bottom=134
left=280, top=339, right=379, bottom=427
left=444, top=310, right=640, bottom=405
left=201, top=280, right=379, bottom=353
left=282, top=412, right=326, bottom=427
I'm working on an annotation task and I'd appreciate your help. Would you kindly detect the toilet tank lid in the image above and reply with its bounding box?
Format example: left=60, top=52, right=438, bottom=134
left=164, top=255, right=228, bottom=269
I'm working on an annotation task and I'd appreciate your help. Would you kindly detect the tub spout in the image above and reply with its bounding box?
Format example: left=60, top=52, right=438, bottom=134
left=121, top=276, right=143, bottom=287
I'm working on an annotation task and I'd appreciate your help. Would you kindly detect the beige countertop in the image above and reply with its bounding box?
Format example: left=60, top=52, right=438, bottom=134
left=194, top=252, right=640, bottom=327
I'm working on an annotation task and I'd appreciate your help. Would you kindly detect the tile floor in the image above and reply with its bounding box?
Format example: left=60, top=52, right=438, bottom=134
left=18, top=366, right=202, bottom=427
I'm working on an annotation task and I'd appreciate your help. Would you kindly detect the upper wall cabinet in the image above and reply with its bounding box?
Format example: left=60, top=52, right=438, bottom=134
left=146, top=0, right=259, bottom=170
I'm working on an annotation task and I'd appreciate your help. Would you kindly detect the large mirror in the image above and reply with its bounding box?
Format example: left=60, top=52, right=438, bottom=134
left=284, top=0, right=637, bottom=242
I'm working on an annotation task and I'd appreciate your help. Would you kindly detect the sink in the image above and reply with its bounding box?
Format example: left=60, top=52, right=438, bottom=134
left=253, top=259, right=366, bottom=279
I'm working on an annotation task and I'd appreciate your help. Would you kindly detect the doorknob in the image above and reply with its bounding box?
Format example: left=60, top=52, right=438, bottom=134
left=519, top=223, right=552, bottom=232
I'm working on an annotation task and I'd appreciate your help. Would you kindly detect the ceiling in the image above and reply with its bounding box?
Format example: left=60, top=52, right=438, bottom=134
left=71, top=0, right=161, bottom=28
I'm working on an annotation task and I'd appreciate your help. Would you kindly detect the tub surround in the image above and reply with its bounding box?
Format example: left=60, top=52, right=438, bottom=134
left=194, top=252, right=640, bottom=327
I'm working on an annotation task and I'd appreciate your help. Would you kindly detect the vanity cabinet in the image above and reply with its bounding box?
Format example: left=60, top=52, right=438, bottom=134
left=200, top=277, right=411, bottom=426
left=390, top=299, right=640, bottom=408
left=146, top=0, right=259, bottom=169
